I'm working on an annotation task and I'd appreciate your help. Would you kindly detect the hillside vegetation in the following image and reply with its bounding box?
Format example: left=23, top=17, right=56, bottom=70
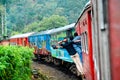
left=0, top=0, right=88, bottom=36
left=0, top=46, right=33, bottom=80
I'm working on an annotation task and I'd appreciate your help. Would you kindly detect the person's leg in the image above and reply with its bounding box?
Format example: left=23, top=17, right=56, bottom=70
left=76, top=48, right=83, bottom=63
left=71, top=53, right=84, bottom=74
left=75, top=53, right=84, bottom=74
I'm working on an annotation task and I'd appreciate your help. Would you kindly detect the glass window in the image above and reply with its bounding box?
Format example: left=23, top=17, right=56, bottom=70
left=35, top=37, right=37, bottom=46
left=66, top=29, right=73, bottom=38
left=85, top=32, right=88, bottom=54
left=81, top=32, right=88, bottom=54
left=81, top=33, right=85, bottom=52
left=50, top=34, right=57, bottom=45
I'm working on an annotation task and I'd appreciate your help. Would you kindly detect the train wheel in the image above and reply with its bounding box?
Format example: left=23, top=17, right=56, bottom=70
left=37, top=54, right=41, bottom=61
left=69, top=64, right=77, bottom=75
left=53, top=58, right=61, bottom=66
left=45, top=55, right=52, bottom=63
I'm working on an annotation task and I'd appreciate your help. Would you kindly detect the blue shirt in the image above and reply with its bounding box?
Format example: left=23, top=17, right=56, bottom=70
left=73, top=36, right=83, bottom=62
left=73, top=36, right=81, bottom=49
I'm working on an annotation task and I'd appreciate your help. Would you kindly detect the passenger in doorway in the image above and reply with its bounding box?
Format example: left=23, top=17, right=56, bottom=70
left=73, top=32, right=83, bottom=63
left=55, top=37, right=84, bottom=76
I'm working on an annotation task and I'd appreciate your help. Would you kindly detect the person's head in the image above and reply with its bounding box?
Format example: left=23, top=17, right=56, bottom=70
left=74, top=32, right=78, bottom=37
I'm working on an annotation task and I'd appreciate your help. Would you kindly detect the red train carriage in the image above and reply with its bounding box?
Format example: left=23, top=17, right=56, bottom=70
left=9, top=32, right=34, bottom=46
left=75, top=2, right=96, bottom=80
left=76, top=0, right=120, bottom=80
left=0, top=39, right=9, bottom=45
left=91, top=0, right=120, bottom=80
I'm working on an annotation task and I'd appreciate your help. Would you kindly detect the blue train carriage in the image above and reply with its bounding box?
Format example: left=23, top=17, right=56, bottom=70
left=50, top=23, right=75, bottom=64
left=28, top=23, right=79, bottom=74
left=50, top=23, right=79, bottom=74
left=28, top=23, right=75, bottom=63
left=28, top=30, right=51, bottom=61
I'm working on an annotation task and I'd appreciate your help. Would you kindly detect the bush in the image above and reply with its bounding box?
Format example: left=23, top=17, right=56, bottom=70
left=0, top=45, right=34, bottom=80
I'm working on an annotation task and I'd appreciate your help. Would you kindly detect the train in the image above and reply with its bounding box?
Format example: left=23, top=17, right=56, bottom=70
left=75, top=0, right=120, bottom=80
left=28, top=23, right=75, bottom=64
left=7, top=23, right=79, bottom=75
left=0, top=0, right=120, bottom=80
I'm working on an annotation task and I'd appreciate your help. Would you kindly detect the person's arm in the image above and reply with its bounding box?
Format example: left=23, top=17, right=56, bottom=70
left=73, top=40, right=81, bottom=43
left=52, top=45, right=63, bottom=49
left=57, top=40, right=66, bottom=48
left=56, top=45, right=63, bottom=48
left=73, top=36, right=81, bottom=43
left=58, top=40, right=63, bottom=44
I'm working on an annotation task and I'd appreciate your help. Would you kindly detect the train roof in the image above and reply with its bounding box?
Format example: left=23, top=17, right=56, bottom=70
left=10, top=32, right=35, bottom=39
left=32, top=23, right=75, bottom=36
left=50, top=23, right=75, bottom=34
left=75, top=1, right=91, bottom=27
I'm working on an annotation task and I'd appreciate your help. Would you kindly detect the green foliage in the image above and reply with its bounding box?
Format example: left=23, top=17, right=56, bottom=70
left=22, top=22, right=39, bottom=33
left=11, top=31, right=20, bottom=36
left=0, top=5, right=5, bottom=13
left=23, top=15, right=68, bottom=32
left=5, top=0, right=88, bottom=34
left=0, top=4, right=5, bottom=38
left=38, top=15, right=68, bottom=31
left=0, top=46, right=34, bottom=80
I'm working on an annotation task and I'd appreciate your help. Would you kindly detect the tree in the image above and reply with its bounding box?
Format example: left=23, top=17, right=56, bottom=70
left=23, top=15, right=68, bottom=33
left=39, top=15, right=68, bottom=30
left=5, top=0, right=89, bottom=35
left=0, top=4, right=5, bottom=39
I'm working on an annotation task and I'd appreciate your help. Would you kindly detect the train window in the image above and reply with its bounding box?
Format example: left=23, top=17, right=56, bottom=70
left=35, top=37, right=38, bottom=46
left=41, top=40, right=46, bottom=48
left=51, top=34, right=57, bottom=45
left=57, top=32, right=66, bottom=40
left=85, top=32, right=88, bottom=54
left=81, top=33, right=85, bottom=52
left=66, top=29, right=72, bottom=38
left=83, top=33, right=86, bottom=53
left=81, top=32, right=88, bottom=54
left=81, top=34, right=83, bottom=51
left=38, top=40, right=42, bottom=48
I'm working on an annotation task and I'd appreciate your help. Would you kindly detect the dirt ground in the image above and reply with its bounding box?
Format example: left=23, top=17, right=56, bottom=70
left=31, top=61, right=81, bottom=80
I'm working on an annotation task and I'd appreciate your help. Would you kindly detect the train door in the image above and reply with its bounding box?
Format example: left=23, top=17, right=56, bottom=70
left=17, top=38, right=21, bottom=46
left=22, top=38, right=28, bottom=46
left=87, top=10, right=95, bottom=80
left=92, top=0, right=111, bottom=80
left=79, top=8, right=95, bottom=80
left=46, top=34, right=51, bottom=51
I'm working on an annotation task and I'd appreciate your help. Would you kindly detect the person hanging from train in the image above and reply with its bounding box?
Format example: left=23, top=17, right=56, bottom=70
left=52, top=37, right=84, bottom=76
left=73, top=32, right=83, bottom=63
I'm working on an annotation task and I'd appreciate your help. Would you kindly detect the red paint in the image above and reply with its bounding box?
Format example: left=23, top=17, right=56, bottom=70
left=10, top=37, right=29, bottom=47
left=75, top=7, right=96, bottom=80
left=109, top=0, right=120, bottom=79
left=76, top=22, right=81, bottom=35
left=87, top=11, right=95, bottom=80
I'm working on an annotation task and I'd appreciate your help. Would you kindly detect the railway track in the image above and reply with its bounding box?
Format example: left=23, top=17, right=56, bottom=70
left=32, top=60, right=82, bottom=80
